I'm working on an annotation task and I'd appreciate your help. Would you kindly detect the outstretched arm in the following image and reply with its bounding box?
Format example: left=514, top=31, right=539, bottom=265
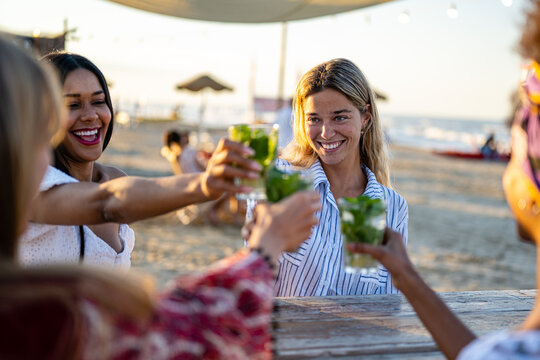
left=111, top=191, right=322, bottom=359
left=351, top=229, right=476, bottom=360
left=31, top=139, right=261, bottom=225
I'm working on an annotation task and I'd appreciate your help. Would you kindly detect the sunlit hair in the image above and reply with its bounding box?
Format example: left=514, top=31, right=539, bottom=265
left=282, top=58, right=390, bottom=187
left=40, top=52, right=114, bottom=175
left=0, top=35, right=63, bottom=257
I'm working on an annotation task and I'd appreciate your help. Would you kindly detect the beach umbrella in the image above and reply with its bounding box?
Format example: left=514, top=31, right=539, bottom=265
left=374, top=89, right=388, bottom=101
left=176, top=74, right=233, bottom=92
left=175, top=74, right=233, bottom=127
left=105, top=0, right=395, bottom=23
left=107, top=0, right=395, bottom=112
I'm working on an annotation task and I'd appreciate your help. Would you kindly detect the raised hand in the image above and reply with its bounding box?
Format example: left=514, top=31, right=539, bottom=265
left=200, top=138, right=262, bottom=200
left=248, top=191, right=321, bottom=262
left=348, top=228, right=414, bottom=290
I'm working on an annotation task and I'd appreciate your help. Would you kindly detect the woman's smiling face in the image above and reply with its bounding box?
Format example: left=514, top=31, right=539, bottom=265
left=304, top=88, right=367, bottom=167
left=62, top=68, right=111, bottom=164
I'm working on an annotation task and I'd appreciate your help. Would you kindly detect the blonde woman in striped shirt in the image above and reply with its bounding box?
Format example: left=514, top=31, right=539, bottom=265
left=247, top=58, right=409, bottom=297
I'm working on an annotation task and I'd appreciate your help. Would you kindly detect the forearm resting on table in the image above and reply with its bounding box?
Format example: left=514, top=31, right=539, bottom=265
left=398, top=269, right=476, bottom=360
left=31, top=173, right=208, bottom=225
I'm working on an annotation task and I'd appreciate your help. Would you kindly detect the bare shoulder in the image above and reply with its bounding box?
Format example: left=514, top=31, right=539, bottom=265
left=93, top=163, right=127, bottom=183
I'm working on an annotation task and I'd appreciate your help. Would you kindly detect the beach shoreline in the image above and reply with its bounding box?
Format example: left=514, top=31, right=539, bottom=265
left=100, top=121, right=536, bottom=292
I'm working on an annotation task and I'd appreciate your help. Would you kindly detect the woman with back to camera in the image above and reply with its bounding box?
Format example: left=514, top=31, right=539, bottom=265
left=246, top=58, right=408, bottom=297
left=350, top=1, right=540, bottom=358
left=20, top=52, right=262, bottom=270
left=0, top=34, right=321, bottom=359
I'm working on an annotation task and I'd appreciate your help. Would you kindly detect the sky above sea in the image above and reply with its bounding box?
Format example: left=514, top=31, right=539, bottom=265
left=0, top=0, right=528, bottom=121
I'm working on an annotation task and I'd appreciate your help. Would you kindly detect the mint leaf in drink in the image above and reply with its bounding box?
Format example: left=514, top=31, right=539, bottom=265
left=339, top=196, right=385, bottom=245
left=229, top=124, right=252, bottom=144
left=229, top=124, right=278, bottom=170
left=265, top=131, right=278, bottom=167
left=265, top=164, right=312, bottom=203
left=249, top=134, right=270, bottom=165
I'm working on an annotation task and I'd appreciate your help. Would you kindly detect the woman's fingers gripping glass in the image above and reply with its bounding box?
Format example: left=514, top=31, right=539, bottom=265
left=347, top=228, right=412, bottom=276
left=254, top=190, right=321, bottom=254
left=202, top=138, right=262, bottom=198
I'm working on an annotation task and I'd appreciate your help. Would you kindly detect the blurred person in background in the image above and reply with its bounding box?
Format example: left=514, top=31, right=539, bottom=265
left=274, top=97, right=294, bottom=151
left=161, top=128, right=247, bottom=226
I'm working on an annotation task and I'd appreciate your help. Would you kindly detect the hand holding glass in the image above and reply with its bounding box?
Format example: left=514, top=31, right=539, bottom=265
left=228, top=123, right=279, bottom=200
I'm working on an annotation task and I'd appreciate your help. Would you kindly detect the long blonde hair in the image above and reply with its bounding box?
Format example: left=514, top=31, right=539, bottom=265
left=0, top=34, right=63, bottom=256
left=282, top=58, right=390, bottom=187
left=0, top=35, right=153, bottom=358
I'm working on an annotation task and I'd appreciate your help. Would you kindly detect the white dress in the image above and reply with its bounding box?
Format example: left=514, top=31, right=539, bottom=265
left=18, top=166, right=135, bottom=271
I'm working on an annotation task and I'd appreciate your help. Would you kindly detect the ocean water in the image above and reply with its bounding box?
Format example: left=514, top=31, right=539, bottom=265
left=123, top=102, right=511, bottom=154
left=381, top=115, right=510, bottom=154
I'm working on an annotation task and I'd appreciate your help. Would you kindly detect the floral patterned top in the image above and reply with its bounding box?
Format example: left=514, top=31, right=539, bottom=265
left=0, top=250, right=274, bottom=360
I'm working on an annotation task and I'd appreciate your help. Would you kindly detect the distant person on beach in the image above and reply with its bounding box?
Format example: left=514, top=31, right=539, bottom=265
left=19, top=52, right=260, bottom=269
left=245, top=58, right=409, bottom=297
left=480, top=132, right=498, bottom=160
left=161, top=129, right=240, bottom=226
left=0, top=36, right=321, bottom=359
left=160, top=129, right=207, bottom=174
left=349, top=2, right=540, bottom=358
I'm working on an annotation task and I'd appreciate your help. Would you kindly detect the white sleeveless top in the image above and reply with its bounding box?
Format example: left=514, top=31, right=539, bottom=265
left=18, top=166, right=135, bottom=272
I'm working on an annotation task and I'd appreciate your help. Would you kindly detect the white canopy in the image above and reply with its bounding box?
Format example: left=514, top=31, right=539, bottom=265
left=106, top=0, right=394, bottom=23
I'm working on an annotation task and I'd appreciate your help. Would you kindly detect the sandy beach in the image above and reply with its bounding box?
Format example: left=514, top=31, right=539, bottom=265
left=100, top=120, right=536, bottom=292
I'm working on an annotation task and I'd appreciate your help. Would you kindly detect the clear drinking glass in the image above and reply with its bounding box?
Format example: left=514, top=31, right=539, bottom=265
left=265, top=162, right=313, bottom=203
left=228, top=123, right=279, bottom=200
left=338, top=196, right=386, bottom=274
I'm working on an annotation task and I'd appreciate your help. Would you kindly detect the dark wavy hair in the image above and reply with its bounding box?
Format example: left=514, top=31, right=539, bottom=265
left=41, top=52, right=114, bottom=175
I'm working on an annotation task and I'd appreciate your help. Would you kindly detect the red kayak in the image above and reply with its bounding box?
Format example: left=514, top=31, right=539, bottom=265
left=433, top=150, right=511, bottom=162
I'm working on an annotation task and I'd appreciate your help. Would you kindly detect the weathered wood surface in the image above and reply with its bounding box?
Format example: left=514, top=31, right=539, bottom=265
left=274, top=289, right=536, bottom=359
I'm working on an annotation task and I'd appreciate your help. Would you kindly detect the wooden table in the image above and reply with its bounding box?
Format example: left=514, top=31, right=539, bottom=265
left=273, top=289, right=536, bottom=359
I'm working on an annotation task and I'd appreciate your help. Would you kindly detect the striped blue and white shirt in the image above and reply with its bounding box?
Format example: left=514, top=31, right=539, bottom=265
left=247, top=158, right=408, bottom=297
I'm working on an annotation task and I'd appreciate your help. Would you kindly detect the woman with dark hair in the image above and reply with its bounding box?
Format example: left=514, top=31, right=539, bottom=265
left=0, top=35, right=321, bottom=359
left=18, top=52, right=133, bottom=268
left=42, top=53, right=115, bottom=172
left=18, top=52, right=264, bottom=270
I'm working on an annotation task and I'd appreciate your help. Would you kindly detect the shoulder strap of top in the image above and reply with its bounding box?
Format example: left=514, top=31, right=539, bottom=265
left=79, top=225, right=85, bottom=261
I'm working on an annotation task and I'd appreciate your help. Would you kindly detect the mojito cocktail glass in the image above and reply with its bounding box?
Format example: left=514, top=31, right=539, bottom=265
left=265, top=162, right=313, bottom=203
left=338, top=196, right=386, bottom=274
left=229, top=123, right=279, bottom=200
